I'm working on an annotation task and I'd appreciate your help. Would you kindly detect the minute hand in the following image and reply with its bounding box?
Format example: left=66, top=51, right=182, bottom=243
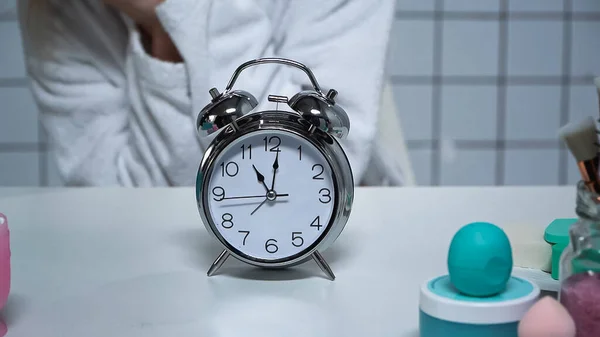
left=222, top=194, right=288, bottom=201
left=270, top=152, right=279, bottom=190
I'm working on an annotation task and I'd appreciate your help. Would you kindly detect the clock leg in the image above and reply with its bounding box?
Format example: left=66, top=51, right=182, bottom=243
left=312, top=251, right=336, bottom=281
left=207, top=249, right=230, bottom=277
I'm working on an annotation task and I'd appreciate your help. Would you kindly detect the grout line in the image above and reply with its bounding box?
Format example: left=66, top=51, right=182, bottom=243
left=430, top=0, right=444, bottom=186
left=407, top=139, right=563, bottom=150
left=39, top=151, right=49, bottom=186
left=3, top=9, right=598, bottom=23
left=495, top=0, right=509, bottom=186
left=397, top=10, right=498, bottom=21
left=0, top=12, right=18, bottom=22
left=406, top=140, right=434, bottom=149
left=395, top=10, right=600, bottom=21
left=0, top=78, right=29, bottom=87
left=389, top=75, right=595, bottom=86
left=558, top=0, right=574, bottom=185
left=0, top=143, right=46, bottom=152
left=38, top=121, right=48, bottom=186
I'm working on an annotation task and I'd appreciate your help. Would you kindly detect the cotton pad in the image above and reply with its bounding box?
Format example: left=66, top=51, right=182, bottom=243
left=502, top=223, right=551, bottom=272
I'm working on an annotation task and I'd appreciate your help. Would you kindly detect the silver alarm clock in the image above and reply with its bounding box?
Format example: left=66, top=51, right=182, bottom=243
left=195, top=58, right=354, bottom=280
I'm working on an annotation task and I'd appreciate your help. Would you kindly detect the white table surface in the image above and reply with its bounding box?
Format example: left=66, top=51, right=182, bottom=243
left=0, top=186, right=577, bottom=337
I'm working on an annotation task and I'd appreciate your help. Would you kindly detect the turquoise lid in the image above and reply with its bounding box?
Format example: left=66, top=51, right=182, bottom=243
left=544, top=218, right=577, bottom=245
left=447, top=222, right=513, bottom=297
left=428, top=275, right=535, bottom=303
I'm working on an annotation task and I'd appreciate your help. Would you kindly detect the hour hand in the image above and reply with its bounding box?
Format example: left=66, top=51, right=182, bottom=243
left=252, top=165, right=270, bottom=192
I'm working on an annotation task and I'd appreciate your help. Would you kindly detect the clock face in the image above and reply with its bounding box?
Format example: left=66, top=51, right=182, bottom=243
left=205, top=129, right=336, bottom=262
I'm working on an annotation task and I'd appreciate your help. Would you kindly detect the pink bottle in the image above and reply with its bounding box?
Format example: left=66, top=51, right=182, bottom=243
left=0, top=213, right=10, bottom=336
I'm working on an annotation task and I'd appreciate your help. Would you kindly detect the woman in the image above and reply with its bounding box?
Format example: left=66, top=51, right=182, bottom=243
left=18, top=0, right=405, bottom=187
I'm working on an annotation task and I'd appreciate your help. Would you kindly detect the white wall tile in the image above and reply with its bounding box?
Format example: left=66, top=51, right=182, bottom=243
left=440, top=149, right=496, bottom=185
left=408, top=148, right=432, bottom=185
left=508, top=0, right=564, bottom=11
left=572, top=0, right=600, bottom=12
left=395, top=0, right=435, bottom=11
left=0, top=22, right=26, bottom=79
left=0, top=88, right=39, bottom=143
left=567, top=84, right=598, bottom=183
left=444, top=0, right=500, bottom=12
left=442, top=21, right=499, bottom=76
left=392, top=85, right=433, bottom=140
left=0, top=0, right=17, bottom=16
left=44, top=151, right=64, bottom=186
left=441, top=85, right=498, bottom=140
left=507, top=21, right=563, bottom=76
left=0, top=152, right=39, bottom=186
left=571, top=21, right=600, bottom=77
left=387, top=20, right=434, bottom=76
left=504, top=149, right=559, bottom=185
left=568, top=85, right=598, bottom=124
left=506, top=85, right=562, bottom=140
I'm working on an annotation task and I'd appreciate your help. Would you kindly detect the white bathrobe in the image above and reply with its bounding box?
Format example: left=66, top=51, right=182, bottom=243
left=18, top=0, right=405, bottom=187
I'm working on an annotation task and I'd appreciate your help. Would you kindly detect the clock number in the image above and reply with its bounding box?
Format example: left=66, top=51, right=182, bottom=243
left=292, top=232, right=304, bottom=247
left=265, top=239, right=279, bottom=254
left=298, top=146, right=302, bottom=161
left=220, top=162, right=239, bottom=177
left=312, top=164, right=324, bottom=180
left=241, top=144, right=252, bottom=160
left=310, top=216, right=322, bottom=231
left=238, top=231, right=250, bottom=245
left=263, top=136, right=281, bottom=152
left=212, top=186, right=225, bottom=201
left=221, top=213, right=234, bottom=229
left=319, top=188, right=331, bottom=204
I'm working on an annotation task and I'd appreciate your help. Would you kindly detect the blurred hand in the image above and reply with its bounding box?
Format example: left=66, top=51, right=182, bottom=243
left=103, top=0, right=183, bottom=62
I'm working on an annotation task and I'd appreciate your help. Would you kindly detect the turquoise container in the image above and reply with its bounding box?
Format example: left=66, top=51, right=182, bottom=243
left=419, top=275, right=540, bottom=337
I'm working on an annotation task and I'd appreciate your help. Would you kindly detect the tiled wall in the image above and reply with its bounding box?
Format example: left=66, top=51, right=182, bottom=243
left=0, top=0, right=599, bottom=186
left=0, top=0, right=61, bottom=186
left=389, top=0, right=600, bottom=186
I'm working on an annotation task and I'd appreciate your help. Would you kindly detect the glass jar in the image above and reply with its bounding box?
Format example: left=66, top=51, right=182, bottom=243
left=558, top=181, right=600, bottom=337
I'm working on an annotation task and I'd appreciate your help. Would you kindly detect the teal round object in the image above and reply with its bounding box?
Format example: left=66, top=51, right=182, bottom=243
left=428, top=276, right=533, bottom=303
left=447, top=222, right=513, bottom=297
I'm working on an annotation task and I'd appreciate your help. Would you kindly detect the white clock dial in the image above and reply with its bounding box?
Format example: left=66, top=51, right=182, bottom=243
left=205, top=129, right=335, bottom=261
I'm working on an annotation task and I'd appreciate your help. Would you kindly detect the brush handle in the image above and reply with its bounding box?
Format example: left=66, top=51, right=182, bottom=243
left=579, top=160, right=600, bottom=195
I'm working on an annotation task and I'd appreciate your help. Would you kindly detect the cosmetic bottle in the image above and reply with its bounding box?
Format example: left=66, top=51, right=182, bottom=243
left=558, top=181, right=600, bottom=337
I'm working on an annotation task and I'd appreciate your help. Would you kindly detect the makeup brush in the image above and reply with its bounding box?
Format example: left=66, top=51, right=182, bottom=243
left=559, top=116, right=600, bottom=193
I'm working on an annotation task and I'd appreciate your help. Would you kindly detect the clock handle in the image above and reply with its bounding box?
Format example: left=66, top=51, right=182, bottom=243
left=225, top=58, right=350, bottom=140
left=196, top=58, right=323, bottom=138
left=225, top=58, right=323, bottom=94
left=198, top=57, right=350, bottom=140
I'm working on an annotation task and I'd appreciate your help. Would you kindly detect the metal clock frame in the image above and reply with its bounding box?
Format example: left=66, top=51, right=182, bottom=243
left=196, top=111, right=354, bottom=280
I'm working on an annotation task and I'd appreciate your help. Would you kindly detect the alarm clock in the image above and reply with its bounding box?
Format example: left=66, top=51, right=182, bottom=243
left=195, top=58, right=354, bottom=280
